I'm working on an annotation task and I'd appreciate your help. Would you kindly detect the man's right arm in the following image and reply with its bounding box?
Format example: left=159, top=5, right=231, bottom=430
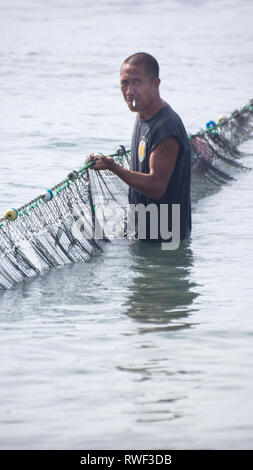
left=86, top=136, right=179, bottom=200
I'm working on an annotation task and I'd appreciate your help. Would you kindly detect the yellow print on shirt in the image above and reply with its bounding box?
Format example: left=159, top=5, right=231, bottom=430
left=138, top=138, right=146, bottom=162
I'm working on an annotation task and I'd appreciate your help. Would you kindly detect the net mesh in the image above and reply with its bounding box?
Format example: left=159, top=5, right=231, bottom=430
left=0, top=100, right=252, bottom=289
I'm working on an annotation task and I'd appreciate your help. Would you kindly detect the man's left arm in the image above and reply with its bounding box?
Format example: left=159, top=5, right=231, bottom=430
left=86, top=136, right=179, bottom=200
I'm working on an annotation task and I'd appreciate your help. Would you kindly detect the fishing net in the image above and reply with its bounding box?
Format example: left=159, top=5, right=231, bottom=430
left=0, top=100, right=252, bottom=289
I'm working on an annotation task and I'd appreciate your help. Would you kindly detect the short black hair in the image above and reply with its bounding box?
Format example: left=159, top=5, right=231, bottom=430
left=122, top=52, right=159, bottom=80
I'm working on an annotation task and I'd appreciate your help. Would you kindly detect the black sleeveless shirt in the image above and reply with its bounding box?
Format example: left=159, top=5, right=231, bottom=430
left=129, top=102, right=192, bottom=241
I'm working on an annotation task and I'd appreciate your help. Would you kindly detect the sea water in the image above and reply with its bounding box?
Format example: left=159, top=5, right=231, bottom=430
left=0, top=0, right=253, bottom=449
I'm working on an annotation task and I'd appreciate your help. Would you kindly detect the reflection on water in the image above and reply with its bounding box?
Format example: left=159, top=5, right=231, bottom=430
left=114, top=241, right=201, bottom=431
left=125, top=240, right=199, bottom=333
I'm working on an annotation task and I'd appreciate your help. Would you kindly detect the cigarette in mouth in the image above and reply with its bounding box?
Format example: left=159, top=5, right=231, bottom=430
left=132, top=100, right=136, bottom=108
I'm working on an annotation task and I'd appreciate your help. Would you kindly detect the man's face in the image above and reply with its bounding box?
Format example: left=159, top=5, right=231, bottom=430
left=120, top=63, right=159, bottom=115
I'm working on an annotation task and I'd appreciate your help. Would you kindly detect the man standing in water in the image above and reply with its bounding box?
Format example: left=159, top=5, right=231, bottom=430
left=87, top=52, right=191, bottom=243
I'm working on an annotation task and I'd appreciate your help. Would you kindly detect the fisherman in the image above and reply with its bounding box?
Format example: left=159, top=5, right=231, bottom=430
left=86, top=52, right=191, bottom=242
